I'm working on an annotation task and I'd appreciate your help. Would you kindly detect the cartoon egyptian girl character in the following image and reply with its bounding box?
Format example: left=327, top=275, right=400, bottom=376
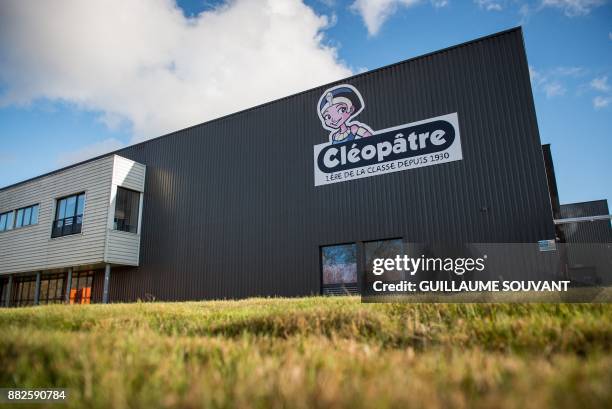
left=317, top=84, right=374, bottom=144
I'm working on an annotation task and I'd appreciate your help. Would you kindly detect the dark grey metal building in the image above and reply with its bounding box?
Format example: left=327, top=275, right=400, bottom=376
left=1, top=27, right=561, bottom=304
left=558, top=200, right=612, bottom=243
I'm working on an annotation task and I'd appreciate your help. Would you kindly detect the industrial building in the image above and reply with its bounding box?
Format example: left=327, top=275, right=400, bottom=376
left=0, top=27, right=609, bottom=305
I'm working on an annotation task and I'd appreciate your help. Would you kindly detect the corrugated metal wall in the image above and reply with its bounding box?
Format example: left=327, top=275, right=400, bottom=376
left=97, top=28, right=555, bottom=301
left=559, top=200, right=612, bottom=243
left=542, top=144, right=561, bottom=219
left=560, top=200, right=609, bottom=219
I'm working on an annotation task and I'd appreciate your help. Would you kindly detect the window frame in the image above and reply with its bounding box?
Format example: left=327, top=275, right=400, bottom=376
left=320, top=242, right=359, bottom=294
left=37, top=273, right=66, bottom=305
left=51, top=192, right=86, bottom=239
left=0, top=210, right=15, bottom=232
left=13, top=204, right=39, bottom=230
left=113, top=186, right=142, bottom=235
left=12, top=275, right=38, bottom=307
left=70, top=271, right=94, bottom=304
left=363, top=237, right=406, bottom=285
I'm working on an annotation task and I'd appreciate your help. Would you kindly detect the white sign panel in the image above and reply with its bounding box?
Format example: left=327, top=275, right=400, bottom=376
left=313, top=84, right=463, bottom=186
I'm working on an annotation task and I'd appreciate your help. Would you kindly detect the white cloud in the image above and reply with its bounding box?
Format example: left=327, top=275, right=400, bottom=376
left=0, top=0, right=351, bottom=143
left=518, top=4, right=532, bottom=23
left=350, top=0, right=447, bottom=36
left=431, top=0, right=449, bottom=7
left=552, top=66, right=585, bottom=77
left=529, top=65, right=577, bottom=98
left=593, top=95, right=612, bottom=108
left=474, top=0, right=503, bottom=11
left=609, top=32, right=612, bottom=40
left=529, top=65, right=546, bottom=87
left=56, top=138, right=125, bottom=166
left=544, top=82, right=566, bottom=98
left=590, top=75, right=612, bottom=110
left=519, top=3, right=531, bottom=18
left=590, top=76, right=610, bottom=92
left=350, top=0, right=419, bottom=36
left=540, top=0, right=606, bottom=17
left=520, top=0, right=606, bottom=21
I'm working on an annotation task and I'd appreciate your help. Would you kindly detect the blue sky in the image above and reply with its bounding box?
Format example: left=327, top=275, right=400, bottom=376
left=0, top=0, right=610, bottom=207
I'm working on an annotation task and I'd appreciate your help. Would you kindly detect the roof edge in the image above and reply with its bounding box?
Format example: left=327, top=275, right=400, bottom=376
left=561, top=199, right=609, bottom=207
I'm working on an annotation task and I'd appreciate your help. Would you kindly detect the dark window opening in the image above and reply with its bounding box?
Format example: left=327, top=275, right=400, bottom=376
left=38, top=273, right=67, bottom=305
left=364, top=238, right=407, bottom=285
left=52, top=193, right=85, bottom=238
left=114, top=187, right=140, bottom=234
left=321, top=243, right=358, bottom=295
left=12, top=276, right=37, bottom=307
left=4, top=271, right=94, bottom=307
left=320, top=238, right=407, bottom=296
left=8, top=274, right=66, bottom=306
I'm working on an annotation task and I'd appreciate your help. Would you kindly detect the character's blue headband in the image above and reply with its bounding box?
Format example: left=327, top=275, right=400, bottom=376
left=319, top=87, right=361, bottom=113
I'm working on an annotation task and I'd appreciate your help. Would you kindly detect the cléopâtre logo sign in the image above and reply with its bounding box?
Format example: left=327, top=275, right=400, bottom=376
left=313, top=84, right=463, bottom=186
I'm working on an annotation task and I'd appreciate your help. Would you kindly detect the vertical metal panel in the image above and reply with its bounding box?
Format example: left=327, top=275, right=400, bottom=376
left=542, top=144, right=561, bottom=219
left=102, top=264, right=111, bottom=303
left=8, top=28, right=555, bottom=302
left=4, top=276, right=12, bottom=307
left=91, top=269, right=104, bottom=303
left=64, top=268, right=72, bottom=303
left=560, top=200, right=609, bottom=219
left=34, top=271, right=41, bottom=305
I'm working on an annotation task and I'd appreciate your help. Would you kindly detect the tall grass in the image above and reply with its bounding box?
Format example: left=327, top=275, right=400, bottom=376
left=0, top=297, right=610, bottom=408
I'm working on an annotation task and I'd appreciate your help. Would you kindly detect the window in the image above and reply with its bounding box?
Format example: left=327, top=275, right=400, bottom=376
left=321, top=243, right=358, bottom=295
left=14, top=204, right=39, bottom=228
left=38, top=273, right=66, bottom=305
left=12, top=276, right=37, bottom=307
left=70, top=271, right=93, bottom=304
left=52, top=193, right=85, bottom=238
left=114, top=187, right=140, bottom=233
left=2, top=272, right=93, bottom=306
left=0, top=211, right=14, bottom=232
left=365, top=238, right=406, bottom=284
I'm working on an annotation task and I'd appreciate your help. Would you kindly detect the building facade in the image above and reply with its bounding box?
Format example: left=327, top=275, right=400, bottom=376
left=1, top=28, right=565, bottom=304
left=0, top=155, right=145, bottom=305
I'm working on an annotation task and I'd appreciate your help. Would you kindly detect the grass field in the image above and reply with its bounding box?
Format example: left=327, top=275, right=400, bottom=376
left=0, top=297, right=611, bottom=409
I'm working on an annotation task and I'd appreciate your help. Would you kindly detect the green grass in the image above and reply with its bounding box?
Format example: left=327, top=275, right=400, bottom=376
left=0, top=297, right=611, bottom=408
